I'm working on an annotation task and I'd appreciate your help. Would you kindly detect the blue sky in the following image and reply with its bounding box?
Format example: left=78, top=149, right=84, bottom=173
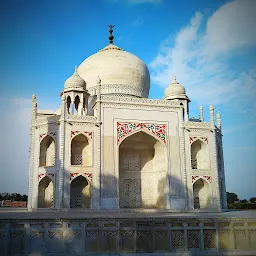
left=0, top=0, right=255, bottom=200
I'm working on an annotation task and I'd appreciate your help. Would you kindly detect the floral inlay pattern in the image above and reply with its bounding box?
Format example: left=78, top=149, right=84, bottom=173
left=192, top=175, right=211, bottom=183
left=117, top=122, right=167, bottom=145
left=70, top=172, right=92, bottom=182
left=71, top=131, right=93, bottom=139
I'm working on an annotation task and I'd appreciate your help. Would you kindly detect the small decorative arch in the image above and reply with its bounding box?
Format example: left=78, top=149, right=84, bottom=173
left=38, top=176, right=54, bottom=208
left=117, top=122, right=167, bottom=147
left=70, top=133, right=91, bottom=166
left=39, top=135, right=56, bottom=167
left=191, top=139, right=210, bottom=169
left=70, top=175, right=91, bottom=208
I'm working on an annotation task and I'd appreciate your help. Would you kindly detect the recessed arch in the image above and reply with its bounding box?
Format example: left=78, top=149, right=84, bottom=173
left=119, top=131, right=167, bottom=209
left=193, top=178, right=212, bottom=209
left=191, top=139, right=210, bottom=169
left=38, top=176, right=54, bottom=208
left=39, top=135, right=55, bottom=167
left=71, top=133, right=91, bottom=166
left=70, top=175, right=90, bottom=208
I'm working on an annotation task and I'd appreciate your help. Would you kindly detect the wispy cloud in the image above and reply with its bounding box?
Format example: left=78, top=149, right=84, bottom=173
left=149, top=0, right=256, bottom=105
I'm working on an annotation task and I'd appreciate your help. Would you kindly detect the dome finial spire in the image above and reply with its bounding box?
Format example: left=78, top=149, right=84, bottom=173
left=108, top=24, right=115, bottom=44
left=74, top=65, right=78, bottom=74
left=172, top=75, right=178, bottom=84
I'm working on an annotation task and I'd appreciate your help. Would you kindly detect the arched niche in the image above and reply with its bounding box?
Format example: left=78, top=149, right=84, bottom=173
left=119, top=131, right=167, bottom=209
left=193, top=178, right=212, bottom=209
left=70, top=175, right=90, bottom=208
left=191, top=140, right=210, bottom=169
left=71, top=134, right=91, bottom=166
left=39, top=135, right=55, bottom=167
left=38, top=176, right=54, bottom=208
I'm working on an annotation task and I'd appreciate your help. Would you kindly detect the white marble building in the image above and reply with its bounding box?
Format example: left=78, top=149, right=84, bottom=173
left=27, top=28, right=227, bottom=211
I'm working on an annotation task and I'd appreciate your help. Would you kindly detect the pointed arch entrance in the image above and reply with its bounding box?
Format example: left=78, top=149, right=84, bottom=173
left=193, top=178, right=212, bottom=209
left=119, top=131, right=167, bottom=209
left=70, top=175, right=90, bottom=208
left=38, top=176, right=54, bottom=208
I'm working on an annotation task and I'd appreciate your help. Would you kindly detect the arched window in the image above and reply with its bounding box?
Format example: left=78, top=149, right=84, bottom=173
left=71, top=134, right=90, bottom=165
left=193, top=178, right=212, bottom=209
left=67, top=96, right=71, bottom=114
left=38, top=176, right=54, bottom=208
left=191, top=140, right=209, bottom=169
left=70, top=176, right=90, bottom=208
left=39, top=136, right=55, bottom=167
left=74, top=95, right=80, bottom=113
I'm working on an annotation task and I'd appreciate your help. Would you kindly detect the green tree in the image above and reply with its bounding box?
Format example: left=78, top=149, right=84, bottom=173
left=226, top=192, right=239, bottom=204
left=249, top=197, right=256, bottom=203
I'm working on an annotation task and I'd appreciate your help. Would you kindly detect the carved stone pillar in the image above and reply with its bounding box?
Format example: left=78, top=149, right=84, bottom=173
left=57, top=95, right=66, bottom=208
left=27, top=94, right=37, bottom=210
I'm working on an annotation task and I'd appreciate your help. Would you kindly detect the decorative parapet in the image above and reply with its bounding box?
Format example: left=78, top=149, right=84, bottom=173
left=117, top=122, right=167, bottom=145
left=184, top=121, right=212, bottom=130
left=66, top=114, right=97, bottom=123
left=101, top=95, right=181, bottom=108
left=36, top=115, right=60, bottom=125
left=88, top=84, right=148, bottom=98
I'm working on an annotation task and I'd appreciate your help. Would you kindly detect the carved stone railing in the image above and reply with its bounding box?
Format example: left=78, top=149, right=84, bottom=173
left=184, top=121, right=212, bottom=130
left=36, top=115, right=60, bottom=125
left=0, top=216, right=255, bottom=255
left=65, top=114, right=97, bottom=123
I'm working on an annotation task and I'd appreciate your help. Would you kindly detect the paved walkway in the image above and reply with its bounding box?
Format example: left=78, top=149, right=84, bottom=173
left=0, top=208, right=255, bottom=220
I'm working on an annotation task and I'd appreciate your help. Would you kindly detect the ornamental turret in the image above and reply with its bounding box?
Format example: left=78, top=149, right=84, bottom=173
left=60, top=67, right=90, bottom=115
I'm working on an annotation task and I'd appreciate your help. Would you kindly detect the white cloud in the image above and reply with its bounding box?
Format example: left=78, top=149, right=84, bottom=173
left=149, top=0, right=256, bottom=105
left=204, top=0, right=256, bottom=55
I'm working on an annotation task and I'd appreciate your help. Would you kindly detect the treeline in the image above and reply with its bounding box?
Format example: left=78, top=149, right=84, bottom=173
left=0, top=193, right=27, bottom=202
left=227, top=192, right=256, bottom=209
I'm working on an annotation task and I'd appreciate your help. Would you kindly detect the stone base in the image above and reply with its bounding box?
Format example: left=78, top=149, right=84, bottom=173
left=0, top=209, right=255, bottom=255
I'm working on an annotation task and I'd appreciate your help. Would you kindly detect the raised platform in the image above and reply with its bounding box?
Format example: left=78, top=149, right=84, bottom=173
left=0, top=209, right=256, bottom=255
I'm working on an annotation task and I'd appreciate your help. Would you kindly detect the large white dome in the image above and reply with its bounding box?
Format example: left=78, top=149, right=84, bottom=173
left=77, top=44, right=150, bottom=98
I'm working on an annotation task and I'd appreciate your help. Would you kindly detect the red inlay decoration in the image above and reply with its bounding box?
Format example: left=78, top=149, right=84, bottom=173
left=84, top=131, right=93, bottom=139
left=38, top=173, right=45, bottom=181
left=117, top=122, right=167, bottom=145
left=70, top=172, right=79, bottom=180
left=84, top=173, right=92, bottom=182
